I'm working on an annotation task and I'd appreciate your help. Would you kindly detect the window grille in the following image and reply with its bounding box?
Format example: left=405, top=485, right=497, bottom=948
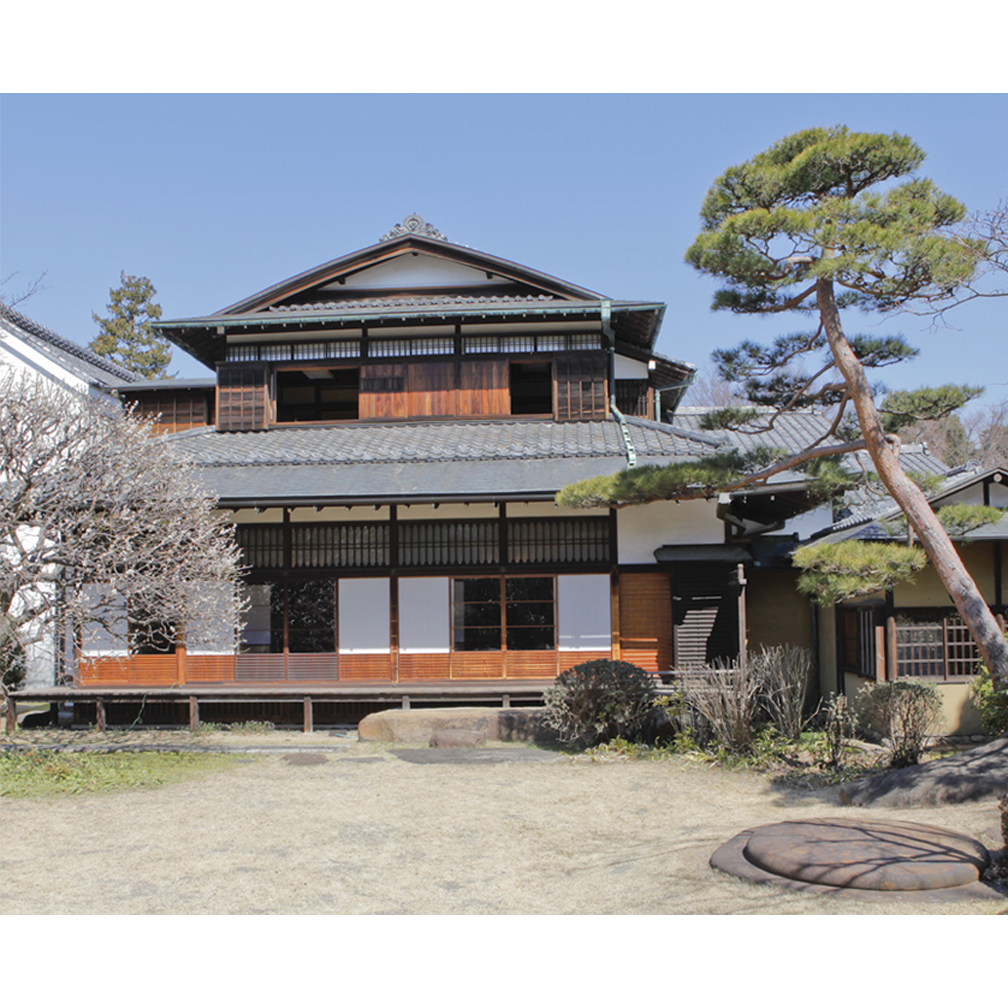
left=895, top=612, right=980, bottom=680
left=236, top=526, right=285, bottom=568
left=259, top=344, right=292, bottom=361
left=226, top=344, right=260, bottom=362
left=399, top=520, right=500, bottom=567
left=291, top=343, right=330, bottom=360
left=291, top=523, right=389, bottom=568
left=507, top=517, right=610, bottom=564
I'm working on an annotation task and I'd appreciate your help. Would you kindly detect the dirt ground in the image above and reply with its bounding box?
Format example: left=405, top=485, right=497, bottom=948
left=1, top=730, right=1005, bottom=915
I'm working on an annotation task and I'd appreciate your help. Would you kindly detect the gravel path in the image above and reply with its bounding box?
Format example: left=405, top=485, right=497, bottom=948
left=2, top=732, right=1004, bottom=914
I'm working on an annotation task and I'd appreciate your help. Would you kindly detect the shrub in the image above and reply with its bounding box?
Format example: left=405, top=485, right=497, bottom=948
left=971, top=664, right=1008, bottom=736
left=859, top=680, right=944, bottom=768
left=819, top=693, right=858, bottom=769
left=542, top=659, right=656, bottom=747
left=751, top=645, right=812, bottom=741
left=679, top=660, right=764, bottom=755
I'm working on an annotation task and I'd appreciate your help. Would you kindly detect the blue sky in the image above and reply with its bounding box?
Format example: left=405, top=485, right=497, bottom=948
left=3, top=94, right=1007, bottom=404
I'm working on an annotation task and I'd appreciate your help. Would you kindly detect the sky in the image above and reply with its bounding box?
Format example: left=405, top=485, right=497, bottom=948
left=3, top=93, right=1008, bottom=406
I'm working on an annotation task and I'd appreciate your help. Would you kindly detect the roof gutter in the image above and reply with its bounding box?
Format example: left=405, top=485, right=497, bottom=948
left=602, top=299, right=637, bottom=469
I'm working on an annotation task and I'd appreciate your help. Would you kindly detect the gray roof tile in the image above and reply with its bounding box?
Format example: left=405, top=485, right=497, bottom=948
left=169, top=416, right=718, bottom=503
left=0, top=302, right=144, bottom=386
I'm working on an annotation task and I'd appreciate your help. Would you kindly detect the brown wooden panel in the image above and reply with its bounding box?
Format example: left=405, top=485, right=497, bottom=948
left=398, top=653, right=452, bottom=681
left=406, top=361, right=456, bottom=417
left=124, top=390, right=211, bottom=434
left=185, top=655, right=236, bottom=683
left=449, top=652, right=505, bottom=679
left=458, top=359, right=509, bottom=416
left=79, top=657, right=131, bottom=685
left=337, top=654, right=394, bottom=682
left=619, top=572, right=672, bottom=672
left=359, top=364, right=407, bottom=419
left=217, top=363, right=268, bottom=431
left=554, top=352, right=608, bottom=422
left=505, top=650, right=559, bottom=679
left=557, top=650, right=613, bottom=674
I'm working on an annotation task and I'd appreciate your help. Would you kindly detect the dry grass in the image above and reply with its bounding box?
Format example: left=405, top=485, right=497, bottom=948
left=1, top=730, right=1003, bottom=915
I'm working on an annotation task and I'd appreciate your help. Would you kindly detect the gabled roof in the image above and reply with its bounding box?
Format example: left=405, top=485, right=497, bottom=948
left=168, top=415, right=718, bottom=507
left=0, top=302, right=144, bottom=386
left=155, top=217, right=667, bottom=368
left=810, top=466, right=1008, bottom=544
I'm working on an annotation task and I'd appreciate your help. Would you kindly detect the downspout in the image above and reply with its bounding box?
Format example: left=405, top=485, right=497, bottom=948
left=602, top=300, right=637, bottom=469
left=655, top=371, right=696, bottom=424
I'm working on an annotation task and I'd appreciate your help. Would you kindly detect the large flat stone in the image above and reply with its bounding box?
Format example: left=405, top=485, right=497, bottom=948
left=357, top=707, right=550, bottom=745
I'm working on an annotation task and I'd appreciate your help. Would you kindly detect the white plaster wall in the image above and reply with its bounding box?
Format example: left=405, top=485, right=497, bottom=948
left=1, top=331, right=117, bottom=405
left=614, top=354, right=649, bottom=379
left=988, top=481, right=1008, bottom=507
left=507, top=502, right=609, bottom=519
left=557, top=574, right=611, bottom=650
left=617, top=500, right=723, bottom=564
left=338, top=578, right=390, bottom=653
left=288, top=506, right=391, bottom=522
left=331, top=255, right=498, bottom=290
left=398, top=577, right=450, bottom=653
left=399, top=503, right=497, bottom=521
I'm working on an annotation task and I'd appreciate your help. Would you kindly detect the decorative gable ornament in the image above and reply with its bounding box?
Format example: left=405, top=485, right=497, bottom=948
left=380, top=214, right=449, bottom=243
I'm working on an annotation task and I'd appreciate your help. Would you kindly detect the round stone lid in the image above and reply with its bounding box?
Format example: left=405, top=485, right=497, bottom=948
left=744, top=818, right=989, bottom=891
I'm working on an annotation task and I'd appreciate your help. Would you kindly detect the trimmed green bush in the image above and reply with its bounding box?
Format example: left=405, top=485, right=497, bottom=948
left=543, top=659, right=656, bottom=747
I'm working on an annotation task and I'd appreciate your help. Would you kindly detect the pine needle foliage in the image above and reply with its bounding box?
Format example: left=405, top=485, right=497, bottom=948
left=555, top=454, right=747, bottom=508
left=935, top=504, right=1005, bottom=537
left=792, top=540, right=928, bottom=604
left=90, top=271, right=172, bottom=379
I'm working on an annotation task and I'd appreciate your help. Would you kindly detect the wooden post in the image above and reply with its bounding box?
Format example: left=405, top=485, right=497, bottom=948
left=303, top=697, right=313, bottom=734
left=96, top=697, right=106, bottom=733
left=502, top=694, right=511, bottom=709
left=189, top=696, right=199, bottom=731
left=176, top=643, right=187, bottom=686
left=401, top=695, right=410, bottom=711
left=5, top=696, right=16, bottom=734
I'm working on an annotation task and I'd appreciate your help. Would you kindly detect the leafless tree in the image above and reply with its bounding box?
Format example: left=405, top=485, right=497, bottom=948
left=1, top=366, right=243, bottom=705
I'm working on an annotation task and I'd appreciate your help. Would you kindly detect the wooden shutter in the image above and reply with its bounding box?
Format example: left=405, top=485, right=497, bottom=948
left=554, top=352, right=608, bottom=421
left=359, top=364, right=407, bottom=419
left=458, top=359, right=509, bottom=416
left=619, top=571, right=672, bottom=672
left=670, top=563, right=739, bottom=668
left=216, top=363, right=268, bottom=431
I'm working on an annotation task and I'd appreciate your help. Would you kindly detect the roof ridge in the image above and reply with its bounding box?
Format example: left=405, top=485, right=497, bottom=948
left=0, top=302, right=145, bottom=384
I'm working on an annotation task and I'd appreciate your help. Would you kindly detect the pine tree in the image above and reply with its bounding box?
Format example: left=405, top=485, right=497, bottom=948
left=561, top=126, right=1007, bottom=686
left=90, top=272, right=172, bottom=379
left=686, top=126, right=1007, bottom=686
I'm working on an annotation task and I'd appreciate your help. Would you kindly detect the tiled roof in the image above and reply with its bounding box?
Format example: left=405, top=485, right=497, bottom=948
left=270, top=294, right=558, bottom=312
left=671, top=407, right=842, bottom=456
left=168, top=416, right=718, bottom=503
left=811, top=466, right=1008, bottom=543
left=0, top=302, right=144, bottom=386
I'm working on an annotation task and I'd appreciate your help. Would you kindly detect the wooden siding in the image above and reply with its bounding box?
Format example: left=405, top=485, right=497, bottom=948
left=123, top=389, right=213, bottom=433
left=359, top=359, right=509, bottom=420
left=619, top=572, right=672, bottom=672
left=614, top=379, right=654, bottom=420
left=217, top=363, right=268, bottom=431
left=554, top=352, right=608, bottom=421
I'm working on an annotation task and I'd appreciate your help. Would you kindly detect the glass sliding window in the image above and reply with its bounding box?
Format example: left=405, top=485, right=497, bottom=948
left=240, top=582, right=279, bottom=653
left=239, top=581, right=335, bottom=653
left=505, top=577, right=555, bottom=650
left=452, top=578, right=502, bottom=651
left=287, top=579, right=336, bottom=653
left=451, top=576, right=556, bottom=651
